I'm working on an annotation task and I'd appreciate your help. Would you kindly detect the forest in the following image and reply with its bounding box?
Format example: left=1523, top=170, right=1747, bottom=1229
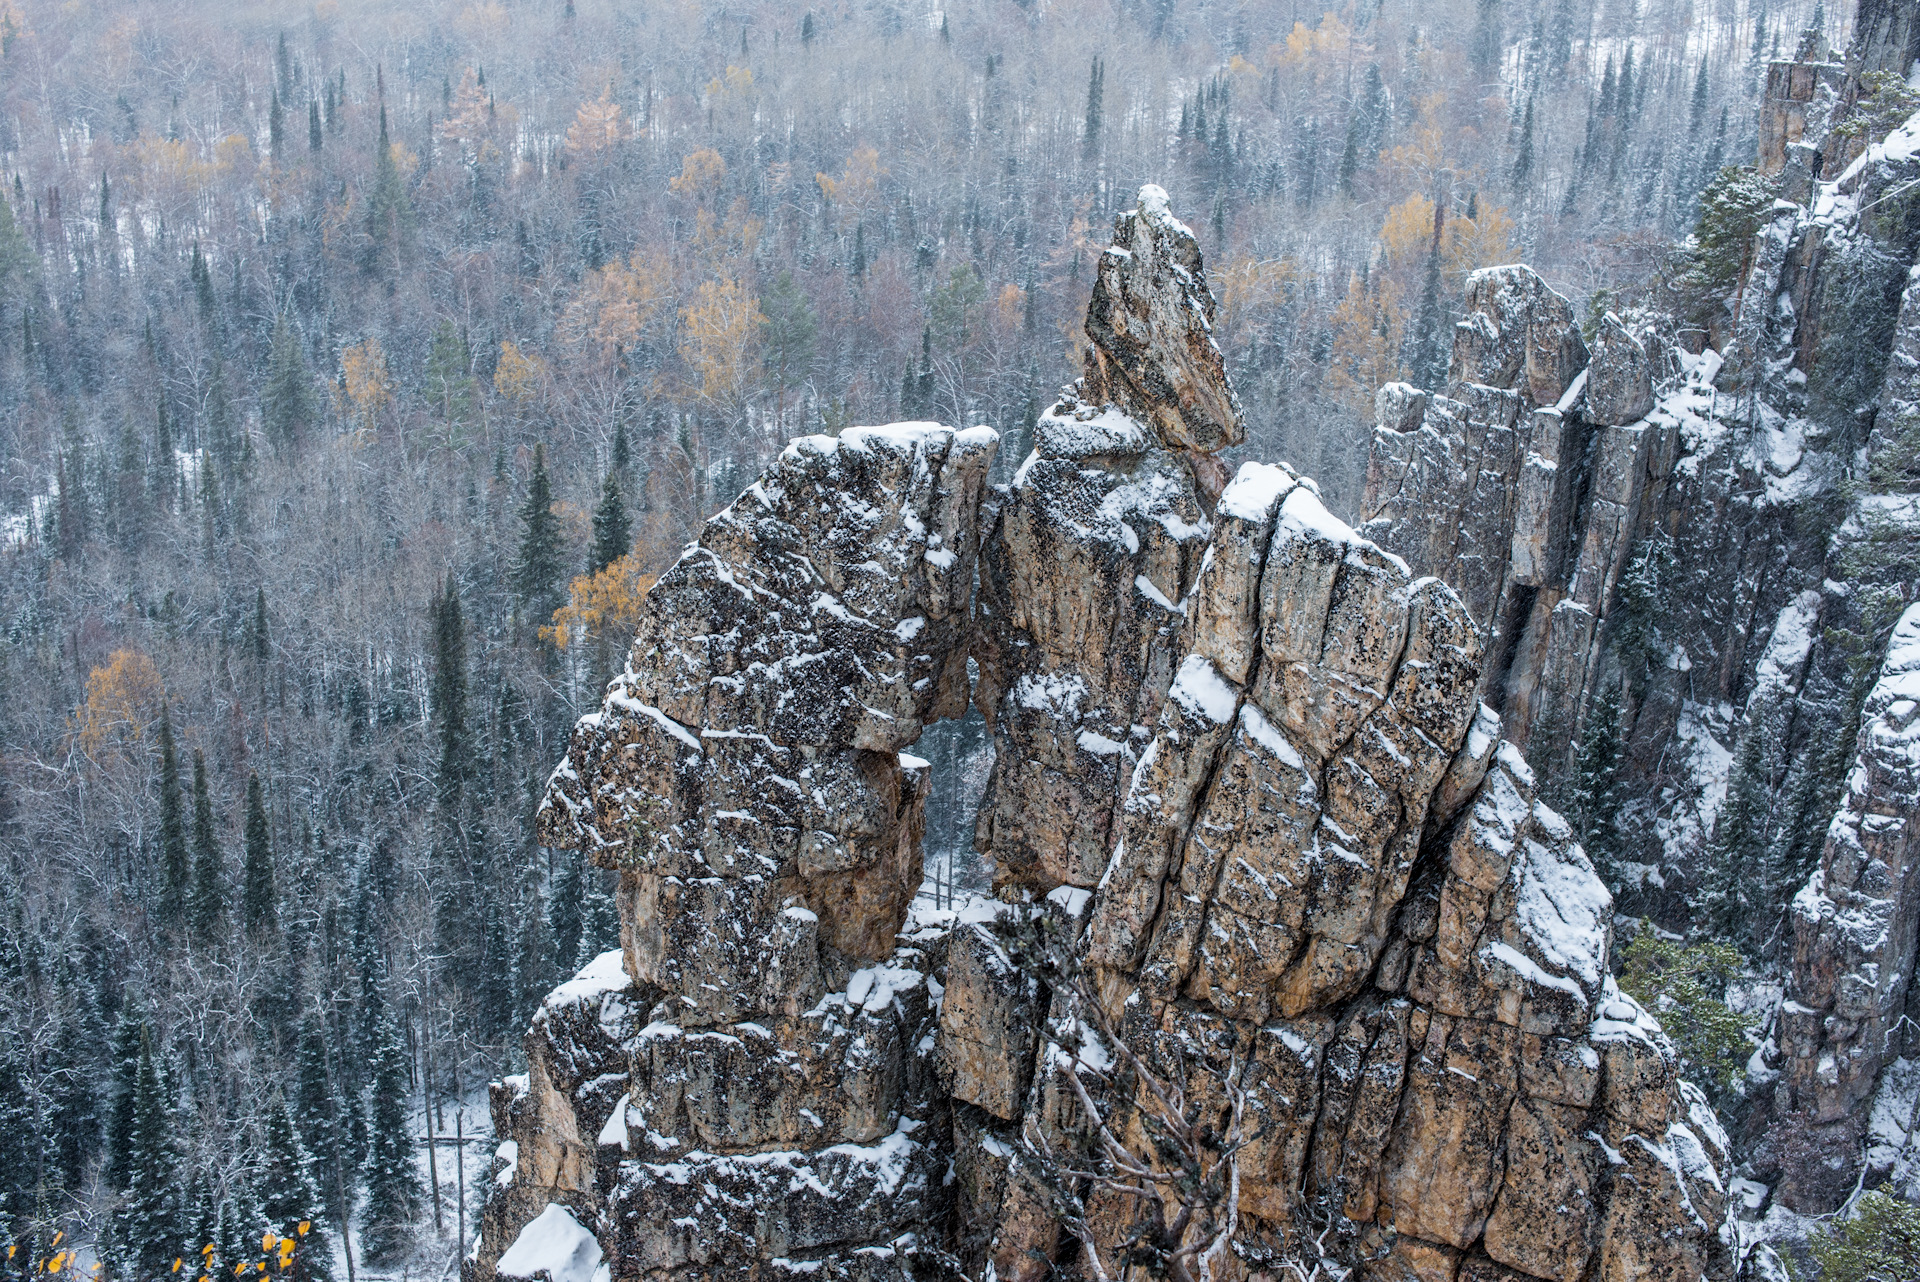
left=0, top=0, right=1826, bottom=1275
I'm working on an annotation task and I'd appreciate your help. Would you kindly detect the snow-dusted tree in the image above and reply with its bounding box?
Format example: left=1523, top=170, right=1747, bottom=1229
left=256, top=1093, right=332, bottom=1282
left=107, top=1031, right=178, bottom=1281
left=359, top=974, right=421, bottom=1263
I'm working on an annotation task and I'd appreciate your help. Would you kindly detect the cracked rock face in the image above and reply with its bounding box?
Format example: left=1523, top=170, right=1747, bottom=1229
left=1776, top=602, right=1920, bottom=1207
left=480, top=191, right=1733, bottom=1282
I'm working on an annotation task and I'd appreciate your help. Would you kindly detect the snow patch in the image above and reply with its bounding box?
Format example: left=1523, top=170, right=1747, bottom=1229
left=496, top=1204, right=604, bottom=1282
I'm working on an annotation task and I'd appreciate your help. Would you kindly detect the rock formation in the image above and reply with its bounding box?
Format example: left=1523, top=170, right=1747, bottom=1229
left=1773, top=604, right=1920, bottom=1204
left=474, top=187, right=1734, bottom=1282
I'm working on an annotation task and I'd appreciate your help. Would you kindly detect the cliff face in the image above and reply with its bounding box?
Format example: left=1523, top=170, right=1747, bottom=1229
left=1349, top=12, right=1920, bottom=1223
left=475, top=188, right=1735, bottom=1282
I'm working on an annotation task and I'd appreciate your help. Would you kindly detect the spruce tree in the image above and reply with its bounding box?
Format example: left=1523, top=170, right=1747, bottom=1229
left=548, top=848, right=586, bottom=977
left=0, top=1044, right=39, bottom=1240
left=293, top=1010, right=340, bottom=1216
left=108, top=1030, right=177, bottom=1281
left=257, top=1094, right=332, bottom=1282
left=1081, top=57, right=1104, bottom=161
left=1706, top=718, right=1773, bottom=944
left=308, top=100, right=323, bottom=152
left=243, top=773, right=277, bottom=936
left=106, top=1000, right=144, bottom=1190
left=156, top=706, right=189, bottom=932
left=359, top=975, right=421, bottom=1263
left=432, top=579, right=469, bottom=808
left=578, top=868, right=620, bottom=970
left=510, top=444, right=565, bottom=629
left=364, top=106, right=411, bottom=273
left=262, top=311, right=318, bottom=453
left=1511, top=96, right=1536, bottom=192
left=611, top=421, right=632, bottom=475
left=1405, top=244, right=1449, bottom=390
left=1568, top=683, right=1626, bottom=887
left=189, top=750, right=225, bottom=940
left=590, top=470, right=631, bottom=574
left=1469, top=0, right=1501, bottom=78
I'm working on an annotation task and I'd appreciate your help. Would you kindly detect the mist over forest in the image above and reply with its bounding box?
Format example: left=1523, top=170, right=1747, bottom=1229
left=0, top=0, right=1829, bottom=1275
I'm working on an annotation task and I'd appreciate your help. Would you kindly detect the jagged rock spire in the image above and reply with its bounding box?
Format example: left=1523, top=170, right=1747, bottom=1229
left=1080, top=184, right=1245, bottom=457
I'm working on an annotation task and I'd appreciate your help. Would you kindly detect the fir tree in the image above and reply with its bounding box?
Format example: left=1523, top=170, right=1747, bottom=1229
left=1511, top=95, right=1536, bottom=192
left=431, top=579, right=469, bottom=808
left=548, top=848, right=586, bottom=977
left=1469, top=0, right=1501, bottom=79
left=189, top=750, right=225, bottom=940
left=364, top=107, right=411, bottom=273
left=0, top=1044, right=39, bottom=1237
left=243, top=773, right=277, bottom=936
left=510, top=444, right=565, bottom=629
left=309, top=100, right=323, bottom=152
left=1706, top=715, right=1774, bottom=944
left=611, top=420, right=632, bottom=475
left=590, top=470, right=631, bottom=574
left=1404, top=241, right=1449, bottom=390
left=106, top=1000, right=144, bottom=1190
left=107, top=1030, right=177, bottom=1281
left=577, top=868, right=620, bottom=970
left=156, top=706, right=189, bottom=932
left=293, top=1010, right=344, bottom=1226
left=425, top=322, right=474, bottom=425
left=262, top=311, right=318, bottom=453
left=359, top=975, right=421, bottom=1263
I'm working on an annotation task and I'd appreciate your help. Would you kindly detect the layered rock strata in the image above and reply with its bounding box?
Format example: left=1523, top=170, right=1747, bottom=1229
left=476, top=187, right=1734, bottom=1282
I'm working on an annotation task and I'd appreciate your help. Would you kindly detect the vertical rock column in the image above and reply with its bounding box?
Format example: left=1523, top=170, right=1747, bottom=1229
left=524, top=423, right=998, bottom=1276
left=1777, top=602, right=1920, bottom=1209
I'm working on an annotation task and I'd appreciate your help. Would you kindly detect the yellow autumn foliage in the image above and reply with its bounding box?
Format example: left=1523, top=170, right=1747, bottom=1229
left=542, top=552, right=658, bottom=651
left=671, top=147, right=728, bottom=200
left=560, top=252, right=673, bottom=367
left=566, top=87, right=627, bottom=156
left=77, top=648, right=164, bottom=757
left=341, top=338, right=393, bottom=432
left=679, top=276, right=765, bottom=407
left=494, top=340, right=547, bottom=403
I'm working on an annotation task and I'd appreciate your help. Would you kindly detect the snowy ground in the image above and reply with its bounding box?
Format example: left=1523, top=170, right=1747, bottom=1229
left=339, top=1088, right=495, bottom=1282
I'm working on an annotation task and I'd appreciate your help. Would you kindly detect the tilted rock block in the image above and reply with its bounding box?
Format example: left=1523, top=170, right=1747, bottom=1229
left=936, top=919, right=1044, bottom=1120
left=1584, top=313, right=1655, bottom=426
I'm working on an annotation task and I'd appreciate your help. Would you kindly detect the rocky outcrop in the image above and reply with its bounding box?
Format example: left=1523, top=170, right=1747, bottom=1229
left=963, top=451, right=1731, bottom=1282
left=511, top=415, right=999, bottom=1277
left=1359, top=266, right=1684, bottom=768
left=478, top=188, right=1734, bottom=1282
left=475, top=952, right=636, bottom=1282
left=1774, top=603, right=1920, bottom=1205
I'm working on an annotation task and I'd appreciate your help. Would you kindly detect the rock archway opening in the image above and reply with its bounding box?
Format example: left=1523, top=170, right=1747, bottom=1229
left=909, top=658, right=996, bottom=911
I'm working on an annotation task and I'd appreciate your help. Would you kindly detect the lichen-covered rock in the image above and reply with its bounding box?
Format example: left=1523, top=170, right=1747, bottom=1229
left=483, top=190, right=1734, bottom=1282
left=1449, top=265, right=1589, bottom=407
left=472, top=951, right=639, bottom=1282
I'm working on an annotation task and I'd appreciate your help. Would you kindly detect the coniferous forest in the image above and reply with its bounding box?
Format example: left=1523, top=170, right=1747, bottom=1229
left=0, top=0, right=1833, bottom=1276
